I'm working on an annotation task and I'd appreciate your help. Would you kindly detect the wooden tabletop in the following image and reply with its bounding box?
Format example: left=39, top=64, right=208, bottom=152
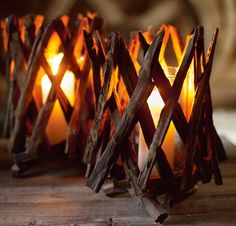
left=0, top=136, right=236, bottom=226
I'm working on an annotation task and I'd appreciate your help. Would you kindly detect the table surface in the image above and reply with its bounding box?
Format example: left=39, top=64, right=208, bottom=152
left=0, top=110, right=236, bottom=226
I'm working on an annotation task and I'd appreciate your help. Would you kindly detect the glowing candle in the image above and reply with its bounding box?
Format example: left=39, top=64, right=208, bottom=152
left=138, top=71, right=175, bottom=178
left=41, top=53, right=75, bottom=145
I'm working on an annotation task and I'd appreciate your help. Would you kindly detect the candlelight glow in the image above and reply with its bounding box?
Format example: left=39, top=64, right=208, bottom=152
left=47, top=52, right=64, bottom=75
left=42, top=53, right=75, bottom=106
left=138, top=77, right=175, bottom=177
left=77, top=55, right=85, bottom=65
left=41, top=52, right=75, bottom=144
left=147, top=87, right=164, bottom=126
left=182, top=60, right=195, bottom=121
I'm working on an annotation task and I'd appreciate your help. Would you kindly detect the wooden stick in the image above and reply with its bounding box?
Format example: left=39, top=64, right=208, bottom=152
left=83, top=33, right=118, bottom=166
left=87, top=31, right=172, bottom=192
left=117, top=34, right=174, bottom=191
left=2, top=15, right=17, bottom=138
left=26, top=21, right=79, bottom=158
left=41, top=57, right=73, bottom=122
left=138, top=29, right=197, bottom=190
left=65, top=17, right=103, bottom=159
left=109, top=91, right=168, bottom=223
left=84, top=31, right=101, bottom=104
left=205, top=88, right=222, bottom=185
left=9, top=19, right=65, bottom=155
left=195, top=27, right=226, bottom=162
left=181, top=29, right=219, bottom=190
left=138, top=32, right=188, bottom=143
left=212, top=126, right=227, bottom=161
left=64, top=52, right=91, bottom=157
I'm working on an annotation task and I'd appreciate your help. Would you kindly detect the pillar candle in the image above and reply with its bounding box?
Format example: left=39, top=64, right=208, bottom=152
left=138, top=69, right=175, bottom=178
left=41, top=53, right=75, bottom=145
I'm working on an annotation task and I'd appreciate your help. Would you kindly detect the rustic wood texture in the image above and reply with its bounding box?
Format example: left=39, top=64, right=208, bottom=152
left=138, top=28, right=197, bottom=191
left=0, top=136, right=235, bottom=226
left=5, top=15, right=101, bottom=177
left=83, top=30, right=171, bottom=222
left=87, top=30, right=175, bottom=193
left=84, top=24, right=225, bottom=223
left=181, top=29, right=219, bottom=190
left=83, top=32, right=117, bottom=166
left=1, top=14, right=44, bottom=139
left=65, top=16, right=104, bottom=159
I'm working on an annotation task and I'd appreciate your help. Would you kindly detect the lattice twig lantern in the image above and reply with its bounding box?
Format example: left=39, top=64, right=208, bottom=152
left=84, top=25, right=226, bottom=223
left=1, top=14, right=104, bottom=176
left=1, top=14, right=44, bottom=138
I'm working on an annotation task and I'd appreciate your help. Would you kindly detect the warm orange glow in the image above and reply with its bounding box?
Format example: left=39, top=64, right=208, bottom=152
left=44, top=33, right=62, bottom=57
left=41, top=52, right=75, bottom=145
left=76, top=55, right=85, bottom=65
left=147, top=87, right=164, bottom=120
left=10, top=60, right=15, bottom=79
left=60, top=15, right=69, bottom=27
left=34, top=15, right=44, bottom=35
left=0, top=20, right=7, bottom=51
left=138, top=80, right=175, bottom=177
left=181, top=60, right=195, bottom=121
left=47, top=52, right=64, bottom=75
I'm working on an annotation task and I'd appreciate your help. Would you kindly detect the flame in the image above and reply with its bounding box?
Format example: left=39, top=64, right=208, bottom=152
left=147, top=87, right=164, bottom=125
left=47, top=52, right=64, bottom=75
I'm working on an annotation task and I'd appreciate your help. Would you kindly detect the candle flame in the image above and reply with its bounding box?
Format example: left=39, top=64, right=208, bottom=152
left=47, top=52, right=64, bottom=75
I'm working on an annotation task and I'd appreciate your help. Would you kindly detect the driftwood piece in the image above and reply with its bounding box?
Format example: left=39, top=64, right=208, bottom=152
left=205, top=87, right=222, bottom=185
left=213, top=126, right=227, bottom=161
left=84, top=33, right=117, bottom=176
left=84, top=31, right=101, bottom=104
left=9, top=19, right=64, bottom=157
left=2, top=15, right=17, bottom=138
left=138, top=31, right=188, bottom=143
left=9, top=28, right=42, bottom=153
left=181, top=29, right=219, bottom=190
left=65, top=17, right=103, bottom=159
left=194, top=27, right=224, bottom=182
left=87, top=30, right=175, bottom=193
left=26, top=21, right=78, bottom=158
left=117, top=34, right=174, bottom=193
left=64, top=52, right=90, bottom=157
left=108, top=89, right=168, bottom=223
left=138, top=29, right=197, bottom=190
left=194, top=28, right=226, bottom=162
left=83, top=33, right=117, bottom=166
left=2, top=15, right=44, bottom=138
left=40, top=57, right=73, bottom=122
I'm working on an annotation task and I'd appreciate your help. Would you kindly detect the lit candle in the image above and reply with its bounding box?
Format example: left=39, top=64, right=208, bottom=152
left=138, top=70, right=175, bottom=178
left=41, top=53, right=75, bottom=145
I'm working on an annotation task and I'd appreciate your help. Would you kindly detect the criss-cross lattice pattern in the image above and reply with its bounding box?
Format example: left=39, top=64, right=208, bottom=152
left=84, top=25, right=226, bottom=223
left=2, top=14, right=103, bottom=176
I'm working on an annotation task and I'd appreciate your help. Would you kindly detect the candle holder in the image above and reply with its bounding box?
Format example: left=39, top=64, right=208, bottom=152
left=85, top=25, right=226, bottom=223
left=1, top=14, right=104, bottom=177
left=1, top=14, right=44, bottom=138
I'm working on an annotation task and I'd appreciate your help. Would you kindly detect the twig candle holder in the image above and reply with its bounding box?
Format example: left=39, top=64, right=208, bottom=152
left=1, top=13, right=226, bottom=223
left=1, top=14, right=103, bottom=177
left=1, top=14, right=44, bottom=138
left=84, top=25, right=226, bottom=223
